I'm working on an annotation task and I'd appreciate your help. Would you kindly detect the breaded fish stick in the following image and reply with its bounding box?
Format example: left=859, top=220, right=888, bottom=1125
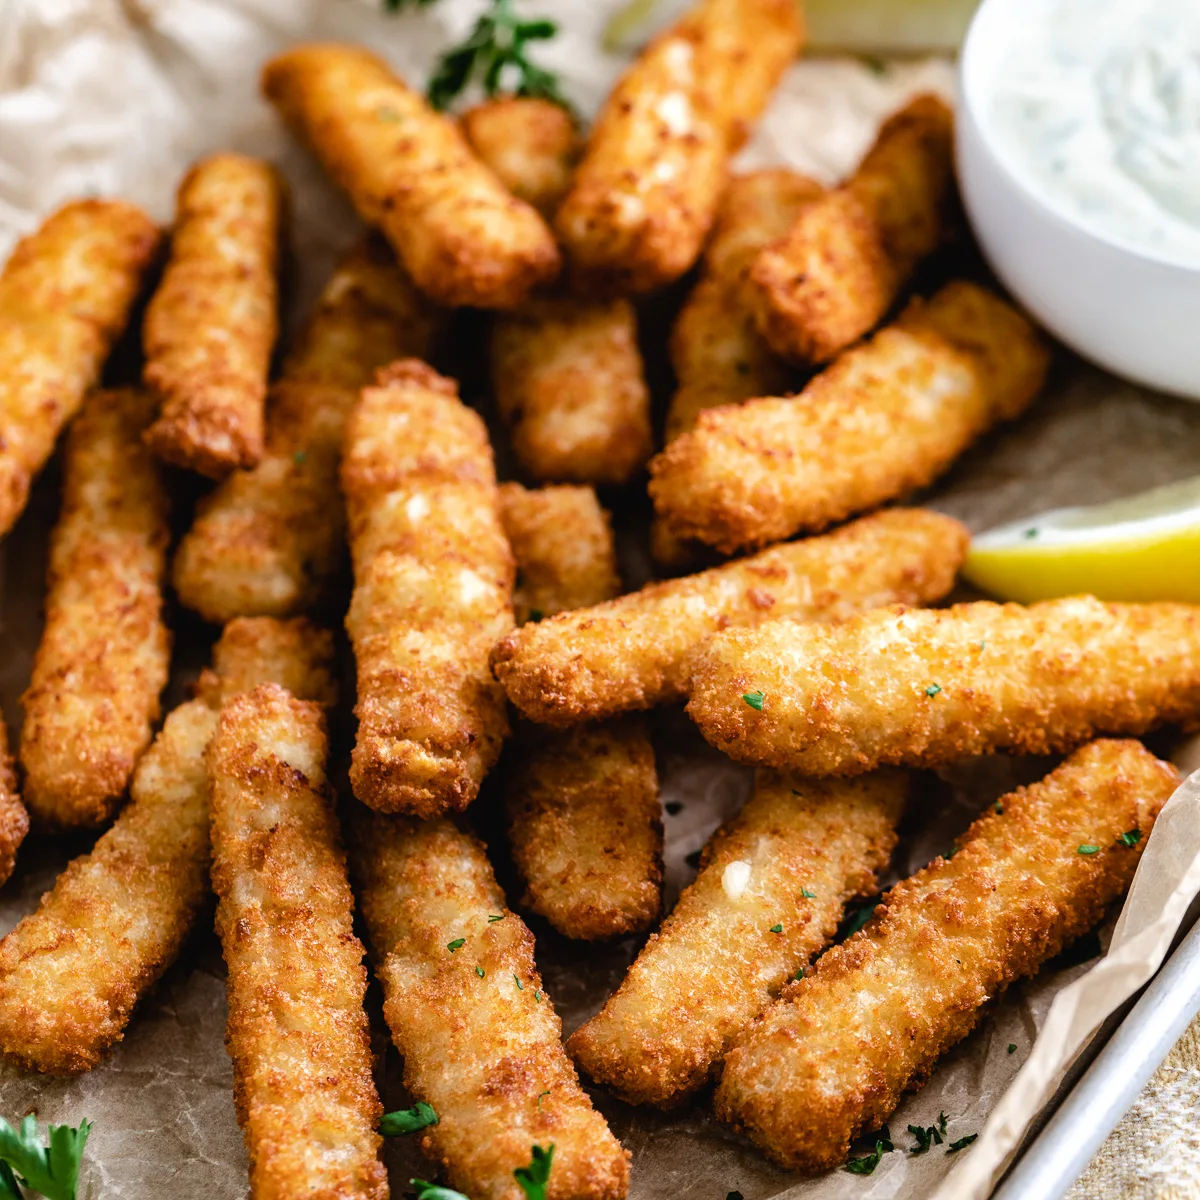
left=210, top=684, right=384, bottom=1199
left=262, top=45, right=560, bottom=310
left=173, top=237, right=441, bottom=622
left=20, top=388, right=170, bottom=829
left=650, top=281, right=1050, bottom=554
left=688, top=597, right=1200, bottom=775
left=0, top=718, right=27, bottom=887
left=0, top=200, right=159, bottom=537
left=570, top=770, right=906, bottom=1105
left=492, top=508, right=968, bottom=727
left=491, top=297, right=653, bottom=485
left=143, top=154, right=283, bottom=477
left=556, top=0, right=803, bottom=292
left=343, top=360, right=514, bottom=816
left=715, top=740, right=1179, bottom=1171
left=749, top=93, right=955, bottom=365
left=462, top=97, right=580, bottom=218
left=351, top=811, right=630, bottom=1200
left=0, top=618, right=335, bottom=1075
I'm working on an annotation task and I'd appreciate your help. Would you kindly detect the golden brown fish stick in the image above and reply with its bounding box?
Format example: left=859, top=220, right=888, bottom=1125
left=143, top=154, right=283, bottom=477
left=173, top=237, right=441, bottom=622
left=492, top=508, right=968, bottom=727
left=211, top=684, right=385, bottom=1199
left=350, top=811, right=630, bottom=1200
left=715, top=740, right=1179, bottom=1171
left=748, top=93, right=955, bottom=365
left=20, top=388, right=170, bottom=829
left=462, top=97, right=580, bottom=218
left=343, top=359, right=514, bottom=816
left=0, top=199, right=160, bottom=537
left=650, top=280, right=1050, bottom=554
left=262, top=45, right=560, bottom=310
left=556, top=0, right=803, bottom=292
left=0, top=618, right=335, bottom=1076
left=569, top=770, right=906, bottom=1106
left=491, top=296, right=653, bottom=485
left=0, top=717, right=27, bottom=888
left=688, top=597, right=1200, bottom=776
left=499, top=483, right=620, bottom=625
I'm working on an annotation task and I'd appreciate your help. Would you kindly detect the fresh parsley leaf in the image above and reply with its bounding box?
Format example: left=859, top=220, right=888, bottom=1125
left=947, top=1134, right=978, bottom=1154
left=924, top=683, right=942, bottom=697
left=1120, top=829, right=1142, bottom=847
left=1077, top=844, right=1100, bottom=855
left=801, top=888, right=816, bottom=899
left=412, top=1178, right=471, bottom=1200
left=843, top=902, right=877, bottom=938
left=380, top=1102, right=439, bottom=1136
left=793, top=966, right=805, bottom=981
left=0, top=1115, right=92, bottom=1200
left=907, top=1123, right=943, bottom=1154
left=476, top=966, right=486, bottom=978
left=742, top=691, right=765, bottom=711
left=938, top=1111, right=948, bottom=1133
left=447, top=937, right=466, bottom=952
left=769, top=923, right=783, bottom=934
left=0, top=1162, right=20, bottom=1200
left=514, top=1143, right=554, bottom=1200
left=514, top=974, right=524, bottom=990
left=1008, top=1043, right=1017, bottom=1054
left=844, top=1127, right=893, bottom=1175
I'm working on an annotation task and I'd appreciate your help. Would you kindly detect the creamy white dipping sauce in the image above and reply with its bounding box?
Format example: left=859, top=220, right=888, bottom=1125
left=988, top=0, right=1200, bottom=265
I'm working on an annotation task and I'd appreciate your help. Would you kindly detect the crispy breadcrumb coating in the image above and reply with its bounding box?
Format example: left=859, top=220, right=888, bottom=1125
left=173, top=236, right=442, bottom=623
left=462, top=97, right=580, bottom=218
left=556, top=0, right=803, bottom=293
left=491, top=296, right=653, bottom=485
left=262, top=45, right=560, bottom=310
left=748, top=93, right=955, bottom=365
left=714, top=740, right=1179, bottom=1171
left=143, top=154, right=283, bottom=477
left=20, top=388, right=170, bottom=829
left=492, top=508, right=968, bottom=727
left=342, top=360, right=514, bottom=816
left=688, top=597, right=1200, bottom=775
left=0, top=199, right=160, bottom=537
left=210, top=684, right=385, bottom=1199
left=0, top=618, right=334, bottom=1075
left=0, top=717, right=27, bottom=888
left=650, top=281, right=1050, bottom=554
left=350, top=811, right=630, bottom=1200
left=569, top=770, right=906, bottom=1105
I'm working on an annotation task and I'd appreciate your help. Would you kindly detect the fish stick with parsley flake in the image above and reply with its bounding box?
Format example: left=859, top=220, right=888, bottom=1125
left=0, top=617, right=335, bottom=1076
left=262, top=44, right=560, bottom=310
left=173, top=236, right=442, bottom=623
left=492, top=507, right=968, bottom=727
left=650, top=280, right=1050, bottom=554
left=20, top=388, right=170, bottom=830
left=748, top=93, right=955, bottom=365
left=143, top=154, right=283, bottom=477
left=688, top=596, right=1200, bottom=776
left=462, top=97, right=580, bottom=218
left=211, top=684, right=386, bottom=1199
left=0, top=199, right=160, bottom=538
left=715, top=739, right=1178, bottom=1171
left=555, top=0, right=803, bottom=293
left=569, top=769, right=906, bottom=1105
left=351, top=811, right=630, bottom=1200
left=343, top=359, right=514, bottom=817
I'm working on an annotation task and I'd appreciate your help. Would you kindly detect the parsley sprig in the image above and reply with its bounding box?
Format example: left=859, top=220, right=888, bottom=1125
left=380, top=1102, right=439, bottom=1136
left=0, top=1115, right=91, bottom=1200
left=514, top=1144, right=554, bottom=1200
left=844, top=1126, right=893, bottom=1175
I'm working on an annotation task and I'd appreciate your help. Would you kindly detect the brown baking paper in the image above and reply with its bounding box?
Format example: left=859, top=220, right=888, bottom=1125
left=2, top=3, right=1200, bottom=1197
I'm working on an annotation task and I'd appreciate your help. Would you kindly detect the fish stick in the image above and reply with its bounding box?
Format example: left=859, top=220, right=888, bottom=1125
left=350, top=811, right=630, bottom=1200
left=0, top=199, right=160, bottom=537
left=555, top=0, right=803, bottom=293
left=748, top=93, right=955, bottom=365
left=462, top=97, right=580, bottom=218
left=714, top=740, right=1179, bottom=1171
left=650, top=280, right=1050, bottom=554
left=342, top=359, right=514, bottom=816
left=262, top=45, right=560, bottom=310
left=173, top=236, right=441, bottom=622
left=688, top=597, right=1200, bottom=776
left=20, top=388, right=170, bottom=829
left=492, top=508, right=968, bottom=727
left=210, top=684, right=384, bottom=1199
left=569, top=769, right=906, bottom=1105
left=143, top=154, right=283, bottom=477
left=491, top=297, right=653, bottom=485
left=0, top=717, right=27, bottom=888
left=0, top=618, right=335, bottom=1075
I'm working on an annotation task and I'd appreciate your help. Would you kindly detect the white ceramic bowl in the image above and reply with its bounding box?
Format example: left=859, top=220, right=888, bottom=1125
left=957, top=0, right=1200, bottom=401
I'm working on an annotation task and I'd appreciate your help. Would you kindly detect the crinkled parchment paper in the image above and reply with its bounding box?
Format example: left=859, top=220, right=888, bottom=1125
left=2, top=3, right=1200, bottom=1197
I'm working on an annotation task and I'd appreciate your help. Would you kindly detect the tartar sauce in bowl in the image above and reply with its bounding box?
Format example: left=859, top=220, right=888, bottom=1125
left=987, top=0, right=1200, bottom=266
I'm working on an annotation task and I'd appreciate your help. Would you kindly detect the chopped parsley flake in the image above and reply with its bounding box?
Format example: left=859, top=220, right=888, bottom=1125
left=844, top=1127, right=894, bottom=1175
left=476, top=966, right=486, bottom=978
left=536, top=1090, right=550, bottom=1109
left=534, top=990, right=542, bottom=1003
left=994, top=801, right=1004, bottom=814
left=925, top=683, right=943, bottom=697
left=1077, top=844, right=1100, bottom=855
left=939, top=1112, right=948, bottom=1134
left=743, top=691, right=765, bottom=711
left=514, top=975, right=524, bottom=990
left=488, top=913, right=505, bottom=922
left=907, top=1123, right=943, bottom=1154
left=794, top=967, right=806, bottom=981
left=947, top=1134, right=978, bottom=1154
left=801, top=888, right=816, bottom=899
left=1120, top=829, right=1142, bottom=847
left=1008, top=1043, right=1017, bottom=1054
left=380, top=1102, right=438, bottom=1136
left=1023, top=527, right=1039, bottom=539
left=769, top=923, right=783, bottom=934
left=447, top=938, right=465, bottom=953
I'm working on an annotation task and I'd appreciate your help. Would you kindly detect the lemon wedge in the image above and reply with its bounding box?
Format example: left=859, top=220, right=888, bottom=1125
left=962, top=477, right=1200, bottom=604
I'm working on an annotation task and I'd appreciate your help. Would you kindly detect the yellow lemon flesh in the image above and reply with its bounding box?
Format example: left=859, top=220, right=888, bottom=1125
left=962, top=476, right=1200, bottom=604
